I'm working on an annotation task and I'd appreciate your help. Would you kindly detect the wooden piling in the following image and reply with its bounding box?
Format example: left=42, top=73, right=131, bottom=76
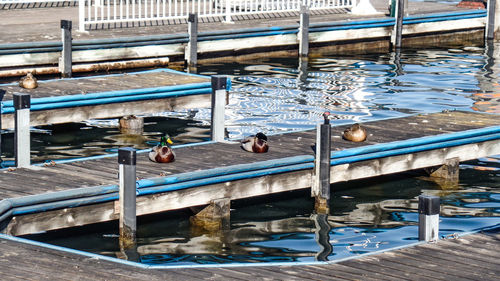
left=299, top=5, right=310, bottom=57
left=312, top=114, right=331, bottom=214
left=211, top=75, right=227, bottom=142
left=185, top=13, right=198, bottom=67
left=190, top=198, right=230, bottom=232
left=392, top=0, right=404, bottom=50
left=59, top=20, right=72, bottom=78
left=14, top=93, right=31, bottom=168
left=418, top=195, right=440, bottom=242
left=118, top=147, right=137, bottom=249
left=426, top=157, right=459, bottom=189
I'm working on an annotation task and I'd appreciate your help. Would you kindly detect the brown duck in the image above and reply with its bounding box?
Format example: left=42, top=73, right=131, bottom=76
left=19, top=72, right=38, bottom=89
left=343, top=123, right=367, bottom=142
left=241, top=132, right=269, bottom=153
left=149, top=134, right=175, bottom=163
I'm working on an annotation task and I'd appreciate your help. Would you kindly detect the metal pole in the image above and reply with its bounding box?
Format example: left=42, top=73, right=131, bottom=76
left=14, top=93, right=30, bottom=168
left=418, top=195, right=440, bottom=242
left=185, top=13, right=198, bottom=67
left=312, top=113, right=331, bottom=213
left=78, top=0, right=85, bottom=32
left=211, top=76, right=227, bottom=142
left=392, top=0, right=404, bottom=50
left=299, top=5, right=310, bottom=57
left=60, top=20, right=72, bottom=78
left=0, top=90, right=5, bottom=164
left=486, top=0, right=497, bottom=40
left=118, top=147, right=137, bottom=249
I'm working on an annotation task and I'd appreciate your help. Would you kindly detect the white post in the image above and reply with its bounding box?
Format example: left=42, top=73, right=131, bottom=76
left=211, top=76, right=227, bottom=142
left=225, top=0, right=233, bottom=23
left=312, top=113, right=331, bottom=214
left=418, top=195, right=440, bottom=242
left=60, top=20, right=73, bottom=78
left=118, top=147, right=137, bottom=250
left=14, top=93, right=31, bottom=168
left=79, top=0, right=86, bottom=32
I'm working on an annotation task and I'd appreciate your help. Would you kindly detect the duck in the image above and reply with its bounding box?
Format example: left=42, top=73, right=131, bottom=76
left=241, top=132, right=269, bottom=153
left=343, top=123, right=367, bottom=142
left=149, top=134, right=175, bottom=163
left=19, top=72, right=38, bottom=89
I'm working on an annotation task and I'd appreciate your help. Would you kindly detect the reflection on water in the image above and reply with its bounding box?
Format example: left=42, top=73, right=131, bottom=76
left=13, top=44, right=500, bottom=265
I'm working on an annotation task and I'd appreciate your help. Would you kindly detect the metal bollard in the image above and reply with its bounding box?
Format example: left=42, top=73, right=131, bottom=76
left=0, top=89, right=5, bottom=159
left=312, top=113, right=331, bottom=213
left=59, top=20, right=72, bottom=78
left=299, top=5, right=310, bottom=57
left=418, top=195, right=440, bottom=242
left=391, top=0, right=404, bottom=50
left=185, top=13, right=198, bottom=67
left=14, top=93, right=31, bottom=168
left=118, top=147, right=137, bottom=249
left=486, top=0, right=497, bottom=40
left=211, top=76, right=227, bottom=142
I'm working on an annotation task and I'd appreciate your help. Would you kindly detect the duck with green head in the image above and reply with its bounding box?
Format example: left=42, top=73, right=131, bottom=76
left=149, top=134, right=175, bottom=163
left=241, top=132, right=269, bottom=153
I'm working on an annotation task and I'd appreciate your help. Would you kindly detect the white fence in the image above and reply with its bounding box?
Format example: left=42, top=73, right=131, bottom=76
left=78, top=0, right=355, bottom=31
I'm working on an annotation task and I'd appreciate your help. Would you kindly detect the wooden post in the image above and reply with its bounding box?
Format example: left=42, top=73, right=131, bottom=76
left=190, top=198, right=230, bottom=232
left=299, top=5, right=309, bottom=57
left=185, top=13, right=198, bottom=67
left=426, top=157, right=459, bottom=189
left=418, top=195, right=440, bottom=242
left=14, top=93, right=31, bottom=168
left=312, top=114, right=331, bottom=214
left=118, top=147, right=137, bottom=249
left=211, top=75, right=227, bottom=142
left=391, top=0, right=404, bottom=50
left=59, top=20, right=72, bottom=78
left=313, top=213, right=332, bottom=261
left=486, top=0, right=497, bottom=40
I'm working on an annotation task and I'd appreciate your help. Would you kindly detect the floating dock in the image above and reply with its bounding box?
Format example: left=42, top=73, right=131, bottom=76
left=0, top=69, right=213, bottom=129
left=0, top=110, right=498, bottom=235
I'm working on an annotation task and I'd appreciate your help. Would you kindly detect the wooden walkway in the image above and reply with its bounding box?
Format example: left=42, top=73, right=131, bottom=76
left=0, top=69, right=211, bottom=128
left=0, top=110, right=499, bottom=235
left=0, top=228, right=498, bottom=280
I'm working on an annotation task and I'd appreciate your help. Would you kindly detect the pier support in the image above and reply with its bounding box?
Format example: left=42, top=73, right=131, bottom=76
left=0, top=90, right=5, bottom=163
left=425, top=157, right=459, bottom=189
left=298, top=5, right=310, bottom=57
left=119, top=115, right=144, bottom=135
left=312, top=114, right=331, bottom=214
left=313, top=213, right=333, bottom=261
left=190, top=198, right=230, bottom=233
left=59, top=20, right=72, bottom=78
left=211, top=75, right=227, bottom=142
left=14, top=93, right=31, bottom=168
left=486, top=0, right=497, bottom=40
left=418, top=195, right=440, bottom=242
left=391, top=0, right=405, bottom=50
left=185, top=13, right=198, bottom=68
left=118, top=147, right=137, bottom=250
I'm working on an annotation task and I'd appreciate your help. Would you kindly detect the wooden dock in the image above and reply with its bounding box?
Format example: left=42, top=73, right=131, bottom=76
left=0, top=227, right=498, bottom=280
left=0, top=110, right=498, bottom=235
left=0, top=69, right=211, bottom=129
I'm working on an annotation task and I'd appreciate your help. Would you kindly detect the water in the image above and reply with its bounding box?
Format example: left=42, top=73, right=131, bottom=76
left=14, top=45, right=500, bottom=265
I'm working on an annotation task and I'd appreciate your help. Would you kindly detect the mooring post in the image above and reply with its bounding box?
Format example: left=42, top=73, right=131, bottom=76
left=299, top=5, right=310, bottom=57
left=190, top=198, right=231, bottom=232
left=118, top=147, right=137, bottom=249
left=426, top=157, right=459, bottom=190
left=312, top=113, right=331, bottom=214
left=486, top=0, right=497, bottom=40
left=14, top=93, right=31, bottom=168
left=0, top=90, right=5, bottom=160
left=211, top=75, right=227, bottom=142
left=185, top=13, right=198, bottom=67
left=59, top=20, right=72, bottom=78
left=391, top=0, right=404, bottom=50
left=418, top=195, right=440, bottom=242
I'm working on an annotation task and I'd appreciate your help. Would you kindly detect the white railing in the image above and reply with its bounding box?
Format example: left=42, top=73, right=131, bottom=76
left=78, top=0, right=354, bottom=31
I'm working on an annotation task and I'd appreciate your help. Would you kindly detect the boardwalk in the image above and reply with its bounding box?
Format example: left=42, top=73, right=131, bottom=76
left=0, top=227, right=499, bottom=280
left=0, top=110, right=498, bottom=235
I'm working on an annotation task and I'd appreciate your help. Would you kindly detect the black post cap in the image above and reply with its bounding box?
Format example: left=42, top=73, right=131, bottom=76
left=13, top=93, right=31, bottom=110
left=61, top=20, right=72, bottom=30
left=118, top=147, right=136, bottom=165
left=418, top=195, right=440, bottom=215
left=211, top=75, right=227, bottom=91
left=188, top=13, right=197, bottom=23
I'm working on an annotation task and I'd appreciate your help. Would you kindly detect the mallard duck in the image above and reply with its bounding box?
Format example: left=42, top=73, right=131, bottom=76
left=241, top=132, right=269, bottom=153
left=343, top=123, right=367, bottom=142
left=149, top=134, right=175, bottom=163
left=19, top=72, right=38, bottom=89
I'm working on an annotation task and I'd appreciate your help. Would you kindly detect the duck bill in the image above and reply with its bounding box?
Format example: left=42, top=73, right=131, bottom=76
left=167, top=137, right=174, bottom=145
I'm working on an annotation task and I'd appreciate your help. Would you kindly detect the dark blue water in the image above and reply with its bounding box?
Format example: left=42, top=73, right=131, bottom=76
left=19, top=45, right=500, bottom=265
